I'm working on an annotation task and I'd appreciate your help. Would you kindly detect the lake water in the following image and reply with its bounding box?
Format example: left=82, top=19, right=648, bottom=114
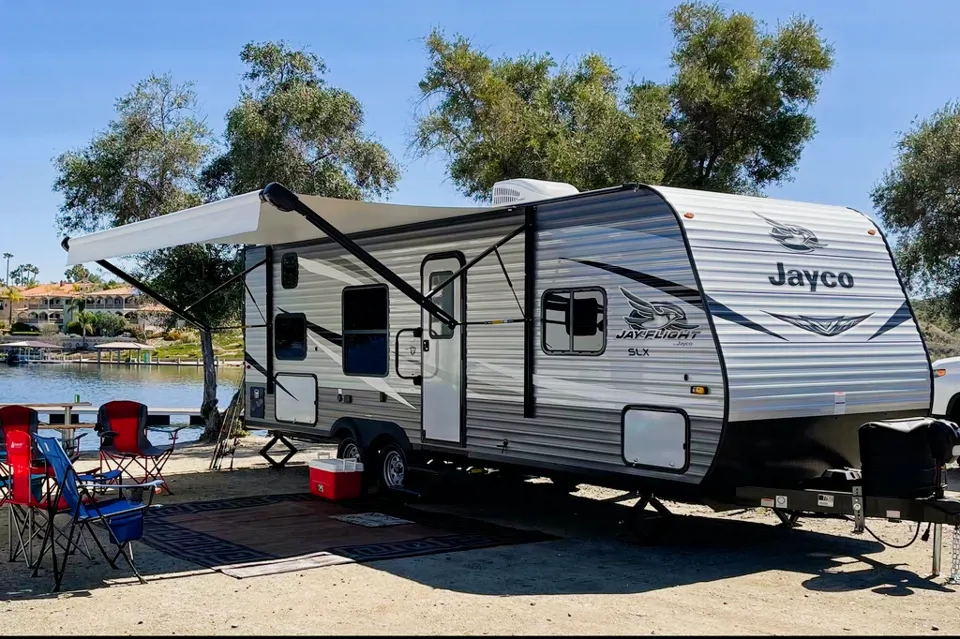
left=0, top=363, right=246, bottom=451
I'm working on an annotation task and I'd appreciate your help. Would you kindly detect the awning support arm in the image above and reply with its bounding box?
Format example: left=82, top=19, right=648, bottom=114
left=182, top=258, right=266, bottom=313
left=61, top=237, right=211, bottom=331
left=260, top=183, right=458, bottom=328
left=423, top=223, right=526, bottom=302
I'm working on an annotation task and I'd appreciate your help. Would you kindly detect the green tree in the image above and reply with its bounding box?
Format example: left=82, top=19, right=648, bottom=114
left=66, top=310, right=96, bottom=346
left=90, top=311, right=129, bottom=337
left=10, top=264, right=39, bottom=287
left=200, top=41, right=400, bottom=201
left=871, top=102, right=960, bottom=326
left=4, top=286, right=23, bottom=325
left=411, top=1, right=834, bottom=199
left=52, top=73, right=236, bottom=441
left=64, top=264, right=91, bottom=282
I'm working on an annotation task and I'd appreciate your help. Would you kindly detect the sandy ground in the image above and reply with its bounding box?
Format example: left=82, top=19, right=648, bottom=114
left=3, top=436, right=960, bottom=636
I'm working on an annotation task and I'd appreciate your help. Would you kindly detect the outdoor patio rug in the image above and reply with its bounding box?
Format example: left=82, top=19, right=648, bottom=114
left=140, top=493, right=557, bottom=578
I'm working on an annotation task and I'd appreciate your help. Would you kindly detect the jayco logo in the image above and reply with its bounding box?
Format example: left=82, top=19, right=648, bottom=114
left=768, top=263, right=855, bottom=292
left=755, top=213, right=827, bottom=253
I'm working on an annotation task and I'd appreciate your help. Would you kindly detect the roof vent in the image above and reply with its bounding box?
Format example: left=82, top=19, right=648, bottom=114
left=491, top=178, right=579, bottom=206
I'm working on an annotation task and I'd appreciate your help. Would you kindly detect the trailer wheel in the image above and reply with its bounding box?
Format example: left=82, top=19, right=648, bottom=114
left=379, top=442, right=407, bottom=491
left=337, top=437, right=362, bottom=463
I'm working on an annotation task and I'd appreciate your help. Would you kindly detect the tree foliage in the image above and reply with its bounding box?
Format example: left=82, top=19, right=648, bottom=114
left=871, top=102, right=960, bottom=326
left=10, top=264, right=39, bottom=287
left=201, top=41, right=399, bottom=200
left=64, top=264, right=91, bottom=283
left=411, top=1, right=834, bottom=199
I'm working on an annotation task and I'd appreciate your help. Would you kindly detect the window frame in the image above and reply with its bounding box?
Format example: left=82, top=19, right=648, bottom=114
left=341, top=283, right=390, bottom=378
left=280, top=251, right=299, bottom=289
left=274, top=312, right=308, bottom=361
left=427, top=269, right=457, bottom=340
left=540, top=286, right=607, bottom=356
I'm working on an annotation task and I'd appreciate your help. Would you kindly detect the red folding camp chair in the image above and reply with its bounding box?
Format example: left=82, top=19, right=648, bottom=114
left=96, top=401, right=181, bottom=495
left=3, top=429, right=92, bottom=567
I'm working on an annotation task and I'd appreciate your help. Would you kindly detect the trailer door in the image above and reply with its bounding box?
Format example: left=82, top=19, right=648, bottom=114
left=420, top=253, right=465, bottom=445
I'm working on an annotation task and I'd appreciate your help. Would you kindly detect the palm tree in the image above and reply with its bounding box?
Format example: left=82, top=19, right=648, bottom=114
left=4, top=286, right=23, bottom=326
left=74, top=310, right=96, bottom=348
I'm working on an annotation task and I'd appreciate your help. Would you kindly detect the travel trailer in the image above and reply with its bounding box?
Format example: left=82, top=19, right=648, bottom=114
left=63, top=179, right=960, bottom=554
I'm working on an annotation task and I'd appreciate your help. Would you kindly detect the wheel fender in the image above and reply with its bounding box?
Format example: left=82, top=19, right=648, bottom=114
left=330, top=417, right=412, bottom=457
left=947, top=393, right=960, bottom=422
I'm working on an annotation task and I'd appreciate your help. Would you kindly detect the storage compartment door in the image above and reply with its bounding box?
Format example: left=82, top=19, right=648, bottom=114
left=622, top=406, right=690, bottom=473
left=274, top=373, right=318, bottom=426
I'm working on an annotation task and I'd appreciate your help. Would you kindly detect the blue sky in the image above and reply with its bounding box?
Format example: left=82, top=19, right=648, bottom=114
left=1, top=0, right=959, bottom=283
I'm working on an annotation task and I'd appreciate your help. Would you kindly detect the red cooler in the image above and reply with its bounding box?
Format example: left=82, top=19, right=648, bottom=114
left=309, top=458, right=364, bottom=501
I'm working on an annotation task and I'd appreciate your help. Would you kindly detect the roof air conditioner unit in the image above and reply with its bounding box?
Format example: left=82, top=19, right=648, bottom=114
left=491, top=179, right=579, bottom=206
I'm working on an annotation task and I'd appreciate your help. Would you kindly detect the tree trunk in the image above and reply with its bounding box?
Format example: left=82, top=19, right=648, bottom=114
left=198, top=329, right=220, bottom=443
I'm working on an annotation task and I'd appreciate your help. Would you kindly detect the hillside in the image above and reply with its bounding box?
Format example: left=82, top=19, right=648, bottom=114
left=914, top=299, right=960, bottom=362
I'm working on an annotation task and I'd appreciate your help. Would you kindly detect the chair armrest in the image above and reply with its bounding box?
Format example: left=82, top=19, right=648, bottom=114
left=98, top=430, right=119, bottom=439
left=147, top=425, right=188, bottom=435
left=78, top=480, right=164, bottom=491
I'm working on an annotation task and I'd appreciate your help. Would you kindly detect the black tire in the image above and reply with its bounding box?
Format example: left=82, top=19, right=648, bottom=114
left=379, top=442, right=407, bottom=492
left=336, top=436, right=363, bottom=463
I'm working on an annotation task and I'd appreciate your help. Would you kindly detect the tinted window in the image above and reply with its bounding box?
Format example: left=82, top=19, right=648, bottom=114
left=275, top=313, right=307, bottom=360
left=342, top=284, right=389, bottom=377
left=280, top=252, right=299, bottom=289
left=540, top=288, right=606, bottom=355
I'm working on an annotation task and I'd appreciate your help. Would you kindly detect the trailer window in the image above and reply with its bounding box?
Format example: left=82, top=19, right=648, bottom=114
left=342, top=284, right=389, bottom=377
left=275, top=312, right=307, bottom=360
left=541, top=288, right=606, bottom=355
left=428, top=270, right=455, bottom=339
left=280, top=252, right=299, bottom=289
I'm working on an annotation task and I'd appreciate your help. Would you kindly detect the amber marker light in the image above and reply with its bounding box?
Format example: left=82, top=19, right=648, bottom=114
left=868, top=228, right=877, bottom=235
left=935, top=368, right=947, bottom=378
left=683, top=212, right=695, bottom=219
left=691, top=386, right=709, bottom=395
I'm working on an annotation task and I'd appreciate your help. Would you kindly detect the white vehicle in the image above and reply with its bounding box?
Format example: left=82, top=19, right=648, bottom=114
left=63, top=177, right=960, bottom=550
left=932, top=356, right=960, bottom=420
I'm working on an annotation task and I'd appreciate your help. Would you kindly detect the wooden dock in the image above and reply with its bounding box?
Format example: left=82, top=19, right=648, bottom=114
left=33, top=406, right=206, bottom=426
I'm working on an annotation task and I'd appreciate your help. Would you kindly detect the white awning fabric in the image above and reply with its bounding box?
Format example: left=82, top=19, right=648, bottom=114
left=65, top=190, right=488, bottom=265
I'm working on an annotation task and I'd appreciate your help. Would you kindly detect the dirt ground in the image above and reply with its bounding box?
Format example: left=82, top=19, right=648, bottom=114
left=2, top=435, right=960, bottom=636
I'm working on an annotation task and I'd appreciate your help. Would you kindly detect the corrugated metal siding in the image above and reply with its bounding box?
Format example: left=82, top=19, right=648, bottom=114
left=466, top=189, right=724, bottom=484
left=654, top=185, right=931, bottom=423
left=243, top=246, right=268, bottom=386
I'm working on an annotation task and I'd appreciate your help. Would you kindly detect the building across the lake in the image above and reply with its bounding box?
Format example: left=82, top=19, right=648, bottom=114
left=0, top=281, right=170, bottom=333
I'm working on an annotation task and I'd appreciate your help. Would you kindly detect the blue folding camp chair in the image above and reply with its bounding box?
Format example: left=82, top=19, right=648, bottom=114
left=31, top=435, right=162, bottom=592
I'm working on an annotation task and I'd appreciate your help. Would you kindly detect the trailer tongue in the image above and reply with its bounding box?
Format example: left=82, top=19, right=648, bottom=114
left=733, top=417, right=960, bottom=579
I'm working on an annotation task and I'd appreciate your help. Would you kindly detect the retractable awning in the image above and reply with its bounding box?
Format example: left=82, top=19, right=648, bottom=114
left=62, top=183, right=502, bottom=330
left=65, top=187, right=489, bottom=266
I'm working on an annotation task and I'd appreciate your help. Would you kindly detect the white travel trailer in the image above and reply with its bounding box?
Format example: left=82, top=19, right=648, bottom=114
left=64, top=179, right=960, bottom=553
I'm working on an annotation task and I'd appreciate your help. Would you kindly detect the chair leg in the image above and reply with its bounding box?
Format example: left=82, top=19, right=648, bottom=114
left=85, top=522, right=118, bottom=569
left=51, top=518, right=79, bottom=593
left=114, top=541, right=147, bottom=585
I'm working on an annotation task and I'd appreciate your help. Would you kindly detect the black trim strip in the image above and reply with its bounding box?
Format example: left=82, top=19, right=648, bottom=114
left=867, top=300, right=913, bottom=342
left=244, top=351, right=296, bottom=400
left=567, top=258, right=704, bottom=308
left=571, top=258, right=786, bottom=341
left=265, top=246, right=275, bottom=395
left=278, top=306, right=343, bottom=348
left=708, top=300, right=787, bottom=341
left=523, top=205, right=536, bottom=419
